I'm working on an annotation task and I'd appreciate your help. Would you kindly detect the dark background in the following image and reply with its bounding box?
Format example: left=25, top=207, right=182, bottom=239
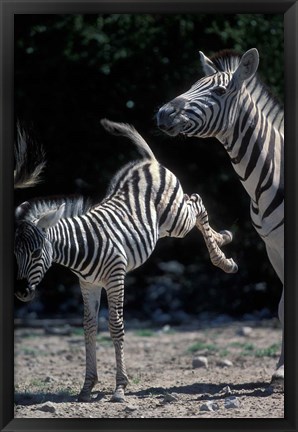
left=14, top=13, right=283, bottom=324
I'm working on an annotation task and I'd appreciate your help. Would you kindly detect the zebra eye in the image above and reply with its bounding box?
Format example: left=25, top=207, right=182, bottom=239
left=213, top=86, right=226, bottom=96
left=32, top=249, right=42, bottom=259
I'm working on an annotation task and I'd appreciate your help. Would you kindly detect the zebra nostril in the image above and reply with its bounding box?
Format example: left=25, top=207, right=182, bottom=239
left=157, top=97, right=188, bottom=133
left=157, top=104, right=177, bottom=130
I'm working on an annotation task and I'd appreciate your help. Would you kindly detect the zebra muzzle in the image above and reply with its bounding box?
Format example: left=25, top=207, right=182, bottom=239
left=15, top=284, right=36, bottom=302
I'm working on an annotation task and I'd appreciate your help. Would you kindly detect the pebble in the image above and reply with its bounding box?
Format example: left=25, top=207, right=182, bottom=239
left=161, top=324, right=171, bottom=333
left=217, top=359, right=233, bottom=368
left=44, top=376, right=56, bottom=383
left=224, top=396, right=240, bottom=409
left=238, top=326, right=253, bottom=337
left=37, top=402, right=56, bottom=413
left=192, top=356, right=208, bottom=369
left=220, top=385, right=232, bottom=396
left=125, top=404, right=138, bottom=412
left=200, top=401, right=219, bottom=412
left=162, top=393, right=179, bottom=403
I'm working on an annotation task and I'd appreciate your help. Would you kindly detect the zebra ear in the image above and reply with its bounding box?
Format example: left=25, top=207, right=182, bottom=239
left=15, top=201, right=31, bottom=221
left=233, top=48, right=259, bottom=84
left=37, top=203, right=66, bottom=229
left=199, top=51, right=217, bottom=76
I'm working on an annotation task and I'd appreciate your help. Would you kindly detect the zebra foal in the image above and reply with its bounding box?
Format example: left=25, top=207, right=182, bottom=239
left=14, top=120, right=237, bottom=402
left=157, top=48, right=284, bottom=387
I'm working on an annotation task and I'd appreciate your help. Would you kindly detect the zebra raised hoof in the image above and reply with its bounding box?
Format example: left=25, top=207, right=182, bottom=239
left=14, top=121, right=237, bottom=402
left=157, top=48, right=284, bottom=388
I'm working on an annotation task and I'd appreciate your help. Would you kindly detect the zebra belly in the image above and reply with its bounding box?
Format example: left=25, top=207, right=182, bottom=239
left=72, top=235, right=157, bottom=284
left=251, top=211, right=284, bottom=284
left=250, top=195, right=283, bottom=237
left=125, top=238, right=157, bottom=273
left=252, top=213, right=284, bottom=259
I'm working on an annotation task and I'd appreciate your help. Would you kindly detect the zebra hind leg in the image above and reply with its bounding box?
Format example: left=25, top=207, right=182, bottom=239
left=106, top=274, right=129, bottom=402
left=190, top=194, right=238, bottom=274
left=78, top=282, right=102, bottom=402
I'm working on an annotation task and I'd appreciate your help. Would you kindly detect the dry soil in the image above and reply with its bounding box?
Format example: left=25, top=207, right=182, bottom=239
left=14, top=318, right=284, bottom=419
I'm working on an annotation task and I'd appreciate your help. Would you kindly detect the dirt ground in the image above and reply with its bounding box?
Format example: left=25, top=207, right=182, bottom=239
left=14, top=318, right=284, bottom=418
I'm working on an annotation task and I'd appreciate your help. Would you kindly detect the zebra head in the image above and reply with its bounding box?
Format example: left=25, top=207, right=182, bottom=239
left=14, top=201, right=65, bottom=302
left=157, top=48, right=259, bottom=140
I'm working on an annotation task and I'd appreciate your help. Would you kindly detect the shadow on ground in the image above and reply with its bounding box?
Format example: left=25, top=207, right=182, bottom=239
left=15, top=380, right=278, bottom=407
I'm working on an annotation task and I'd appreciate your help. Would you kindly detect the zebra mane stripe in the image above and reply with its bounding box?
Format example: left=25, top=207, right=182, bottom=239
left=15, top=195, right=95, bottom=224
left=209, top=49, right=242, bottom=73
left=15, top=158, right=154, bottom=224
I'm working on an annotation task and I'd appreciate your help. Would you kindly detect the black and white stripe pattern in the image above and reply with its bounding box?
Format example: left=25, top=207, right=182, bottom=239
left=14, top=120, right=237, bottom=401
left=157, top=48, right=284, bottom=386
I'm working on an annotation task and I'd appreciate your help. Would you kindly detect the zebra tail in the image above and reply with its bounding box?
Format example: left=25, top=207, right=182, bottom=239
left=100, top=119, right=156, bottom=161
left=14, top=124, right=46, bottom=189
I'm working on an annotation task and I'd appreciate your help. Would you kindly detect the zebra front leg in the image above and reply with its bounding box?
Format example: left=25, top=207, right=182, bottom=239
left=190, top=194, right=238, bottom=274
left=78, top=281, right=102, bottom=402
left=106, top=274, right=129, bottom=402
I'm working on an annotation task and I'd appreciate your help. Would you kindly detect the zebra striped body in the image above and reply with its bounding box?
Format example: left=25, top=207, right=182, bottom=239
left=157, top=48, right=284, bottom=385
left=14, top=120, right=237, bottom=401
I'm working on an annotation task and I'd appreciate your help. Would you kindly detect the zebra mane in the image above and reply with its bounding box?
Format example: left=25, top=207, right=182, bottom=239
left=210, top=49, right=242, bottom=73
left=210, top=49, right=284, bottom=131
left=15, top=195, right=95, bottom=224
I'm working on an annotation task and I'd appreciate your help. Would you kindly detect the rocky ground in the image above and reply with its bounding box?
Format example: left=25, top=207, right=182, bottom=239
left=14, top=318, right=284, bottom=418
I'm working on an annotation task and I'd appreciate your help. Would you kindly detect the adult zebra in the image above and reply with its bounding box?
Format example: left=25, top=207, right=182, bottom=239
left=157, top=48, right=284, bottom=387
left=14, top=120, right=237, bottom=402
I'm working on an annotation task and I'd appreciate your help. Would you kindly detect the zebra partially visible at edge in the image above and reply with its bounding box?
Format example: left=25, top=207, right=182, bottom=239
left=157, top=48, right=284, bottom=387
left=14, top=120, right=238, bottom=402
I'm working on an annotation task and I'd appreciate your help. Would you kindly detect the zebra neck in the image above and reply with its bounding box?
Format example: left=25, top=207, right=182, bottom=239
left=221, top=95, right=284, bottom=208
left=47, top=223, right=78, bottom=270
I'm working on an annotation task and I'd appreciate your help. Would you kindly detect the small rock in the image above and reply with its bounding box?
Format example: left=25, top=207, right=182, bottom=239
left=224, top=396, right=240, bottom=409
left=238, top=326, right=253, bottom=337
left=38, top=402, right=56, bottom=413
left=200, top=401, right=219, bottom=412
left=197, top=393, right=210, bottom=400
left=125, top=404, right=138, bottom=412
left=161, top=324, right=171, bottom=333
left=65, top=354, right=73, bottom=361
left=44, top=376, right=56, bottom=383
left=220, top=385, right=232, bottom=396
left=162, top=393, right=179, bottom=403
left=217, top=359, right=233, bottom=368
left=192, top=356, right=208, bottom=369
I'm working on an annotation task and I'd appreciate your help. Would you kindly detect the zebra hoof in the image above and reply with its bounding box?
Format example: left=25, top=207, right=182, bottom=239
left=226, top=259, right=238, bottom=274
left=220, top=230, right=233, bottom=246
left=270, top=366, right=284, bottom=391
left=78, top=392, right=92, bottom=402
left=110, top=388, right=126, bottom=403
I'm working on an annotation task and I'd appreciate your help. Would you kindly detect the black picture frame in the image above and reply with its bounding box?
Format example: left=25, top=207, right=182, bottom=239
left=1, top=1, right=297, bottom=431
